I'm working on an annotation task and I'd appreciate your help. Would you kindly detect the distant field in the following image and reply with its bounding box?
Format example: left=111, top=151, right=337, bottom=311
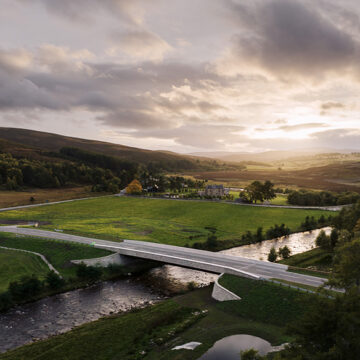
left=189, top=161, right=360, bottom=192
left=0, top=248, right=49, bottom=292
left=0, top=187, right=103, bottom=209
left=0, top=233, right=111, bottom=278
left=0, top=197, right=333, bottom=247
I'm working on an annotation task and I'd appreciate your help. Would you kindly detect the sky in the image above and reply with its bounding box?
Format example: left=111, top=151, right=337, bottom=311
left=0, top=0, right=360, bottom=153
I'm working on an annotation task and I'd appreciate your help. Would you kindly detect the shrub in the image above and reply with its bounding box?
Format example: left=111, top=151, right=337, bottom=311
left=268, top=247, right=278, bottom=262
left=76, top=263, right=102, bottom=282
left=46, top=271, right=65, bottom=289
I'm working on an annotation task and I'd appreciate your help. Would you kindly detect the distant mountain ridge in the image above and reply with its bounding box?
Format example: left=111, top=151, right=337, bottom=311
left=190, top=148, right=357, bottom=163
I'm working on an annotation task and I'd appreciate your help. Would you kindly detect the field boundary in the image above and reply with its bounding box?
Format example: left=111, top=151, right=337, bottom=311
left=124, top=195, right=344, bottom=211
left=0, top=245, right=61, bottom=276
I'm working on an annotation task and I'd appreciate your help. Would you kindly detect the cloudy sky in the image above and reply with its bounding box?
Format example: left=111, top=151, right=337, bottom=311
left=1, top=0, right=360, bottom=153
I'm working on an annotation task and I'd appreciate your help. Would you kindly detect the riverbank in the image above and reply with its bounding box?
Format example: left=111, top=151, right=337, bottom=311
left=0, top=276, right=315, bottom=360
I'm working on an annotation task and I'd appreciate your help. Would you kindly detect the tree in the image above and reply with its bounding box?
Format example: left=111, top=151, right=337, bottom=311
left=46, top=271, right=65, bottom=289
left=240, top=349, right=265, bottom=360
left=8, top=276, right=43, bottom=301
left=255, top=227, right=264, bottom=242
left=268, top=247, right=278, bottom=262
left=329, top=239, right=360, bottom=290
left=262, top=180, right=276, bottom=201
left=76, top=263, right=102, bottom=282
left=278, top=290, right=360, bottom=360
left=330, top=228, right=339, bottom=249
left=126, top=179, right=143, bottom=195
left=278, top=245, right=291, bottom=259
left=244, top=180, right=276, bottom=204
left=315, top=230, right=331, bottom=251
left=245, top=181, right=265, bottom=203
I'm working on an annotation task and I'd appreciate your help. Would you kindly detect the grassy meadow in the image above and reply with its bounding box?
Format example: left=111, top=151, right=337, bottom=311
left=0, top=197, right=333, bottom=247
left=0, top=248, right=49, bottom=292
left=0, top=277, right=315, bottom=360
left=0, top=233, right=111, bottom=279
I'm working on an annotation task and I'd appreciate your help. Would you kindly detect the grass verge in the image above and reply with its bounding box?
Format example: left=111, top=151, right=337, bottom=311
left=0, top=232, right=111, bottom=278
left=0, top=248, right=49, bottom=292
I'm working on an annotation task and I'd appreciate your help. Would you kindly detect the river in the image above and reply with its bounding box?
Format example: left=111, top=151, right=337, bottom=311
left=149, top=227, right=331, bottom=286
left=0, top=227, right=330, bottom=353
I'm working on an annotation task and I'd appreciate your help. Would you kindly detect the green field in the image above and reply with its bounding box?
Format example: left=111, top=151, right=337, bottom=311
left=0, top=197, right=333, bottom=247
left=279, top=247, right=333, bottom=272
left=0, top=277, right=314, bottom=360
left=270, top=194, right=289, bottom=205
left=0, top=233, right=111, bottom=279
left=0, top=248, right=49, bottom=292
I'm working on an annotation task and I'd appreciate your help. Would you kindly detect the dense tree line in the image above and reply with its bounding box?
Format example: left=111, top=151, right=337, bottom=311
left=271, top=202, right=360, bottom=360
left=288, top=189, right=360, bottom=206
left=0, top=153, right=123, bottom=192
left=59, top=147, right=138, bottom=183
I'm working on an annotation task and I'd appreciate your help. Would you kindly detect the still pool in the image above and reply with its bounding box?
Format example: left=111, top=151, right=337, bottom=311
left=199, top=334, right=274, bottom=360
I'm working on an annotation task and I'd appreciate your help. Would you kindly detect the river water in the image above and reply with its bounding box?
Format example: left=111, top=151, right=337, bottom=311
left=0, top=279, right=164, bottom=353
left=149, top=227, right=331, bottom=286
left=0, top=227, right=330, bottom=353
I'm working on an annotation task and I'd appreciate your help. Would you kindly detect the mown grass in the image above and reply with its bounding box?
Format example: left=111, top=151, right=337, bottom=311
left=217, top=275, right=313, bottom=327
left=0, top=197, right=333, bottom=247
left=0, top=233, right=111, bottom=278
left=0, top=248, right=49, bottom=292
left=0, top=277, right=315, bottom=360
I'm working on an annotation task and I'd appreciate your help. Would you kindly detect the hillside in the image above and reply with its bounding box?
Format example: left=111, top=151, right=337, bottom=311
left=0, top=127, right=230, bottom=171
left=190, top=161, right=360, bottom=192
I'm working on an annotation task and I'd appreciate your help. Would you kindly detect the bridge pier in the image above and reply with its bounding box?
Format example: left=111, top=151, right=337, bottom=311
left=71, top=253, right=139, bottom=267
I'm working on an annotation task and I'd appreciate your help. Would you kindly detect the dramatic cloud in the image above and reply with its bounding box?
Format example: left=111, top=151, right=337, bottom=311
left=321, top=102, right=345, bottom=110
left=0, top=0, right=360, bottom=152
left=109, top=30, right=172, bottom=61
left=279, top=123, right=329, bottom=132
left=217, top=0, right=360, bottom=80
left=19, top=0, right=147, bottom=25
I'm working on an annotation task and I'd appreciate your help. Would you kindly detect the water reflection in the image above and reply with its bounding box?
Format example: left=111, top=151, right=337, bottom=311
left=150, top=227, right=331, bottom=286
left=0, top=228, right=330, bottom=353
left=0, top=279, right=163, bottom=353
left=199, top=334, right=272, bottom=360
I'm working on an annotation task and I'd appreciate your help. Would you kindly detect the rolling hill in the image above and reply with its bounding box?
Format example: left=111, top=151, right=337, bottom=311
left=0, top=127, right=235, bottom=171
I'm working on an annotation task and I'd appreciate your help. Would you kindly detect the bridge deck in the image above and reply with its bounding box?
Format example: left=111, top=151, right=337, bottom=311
left=0, top=226, right=328, bottom=288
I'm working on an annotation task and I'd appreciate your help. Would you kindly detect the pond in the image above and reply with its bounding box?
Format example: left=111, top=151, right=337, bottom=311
left=199, top=334, right=278, bottom=360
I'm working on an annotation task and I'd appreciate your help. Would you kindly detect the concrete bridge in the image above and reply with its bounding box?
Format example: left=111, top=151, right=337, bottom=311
left=0, top=226, right=328, bottom=288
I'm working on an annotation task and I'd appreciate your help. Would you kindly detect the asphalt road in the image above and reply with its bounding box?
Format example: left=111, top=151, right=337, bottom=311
left=0, top=226, right=328, bottom=289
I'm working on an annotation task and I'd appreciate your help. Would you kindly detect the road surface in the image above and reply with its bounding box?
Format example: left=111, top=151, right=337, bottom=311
left=0, top=226, right=329, bottom=289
